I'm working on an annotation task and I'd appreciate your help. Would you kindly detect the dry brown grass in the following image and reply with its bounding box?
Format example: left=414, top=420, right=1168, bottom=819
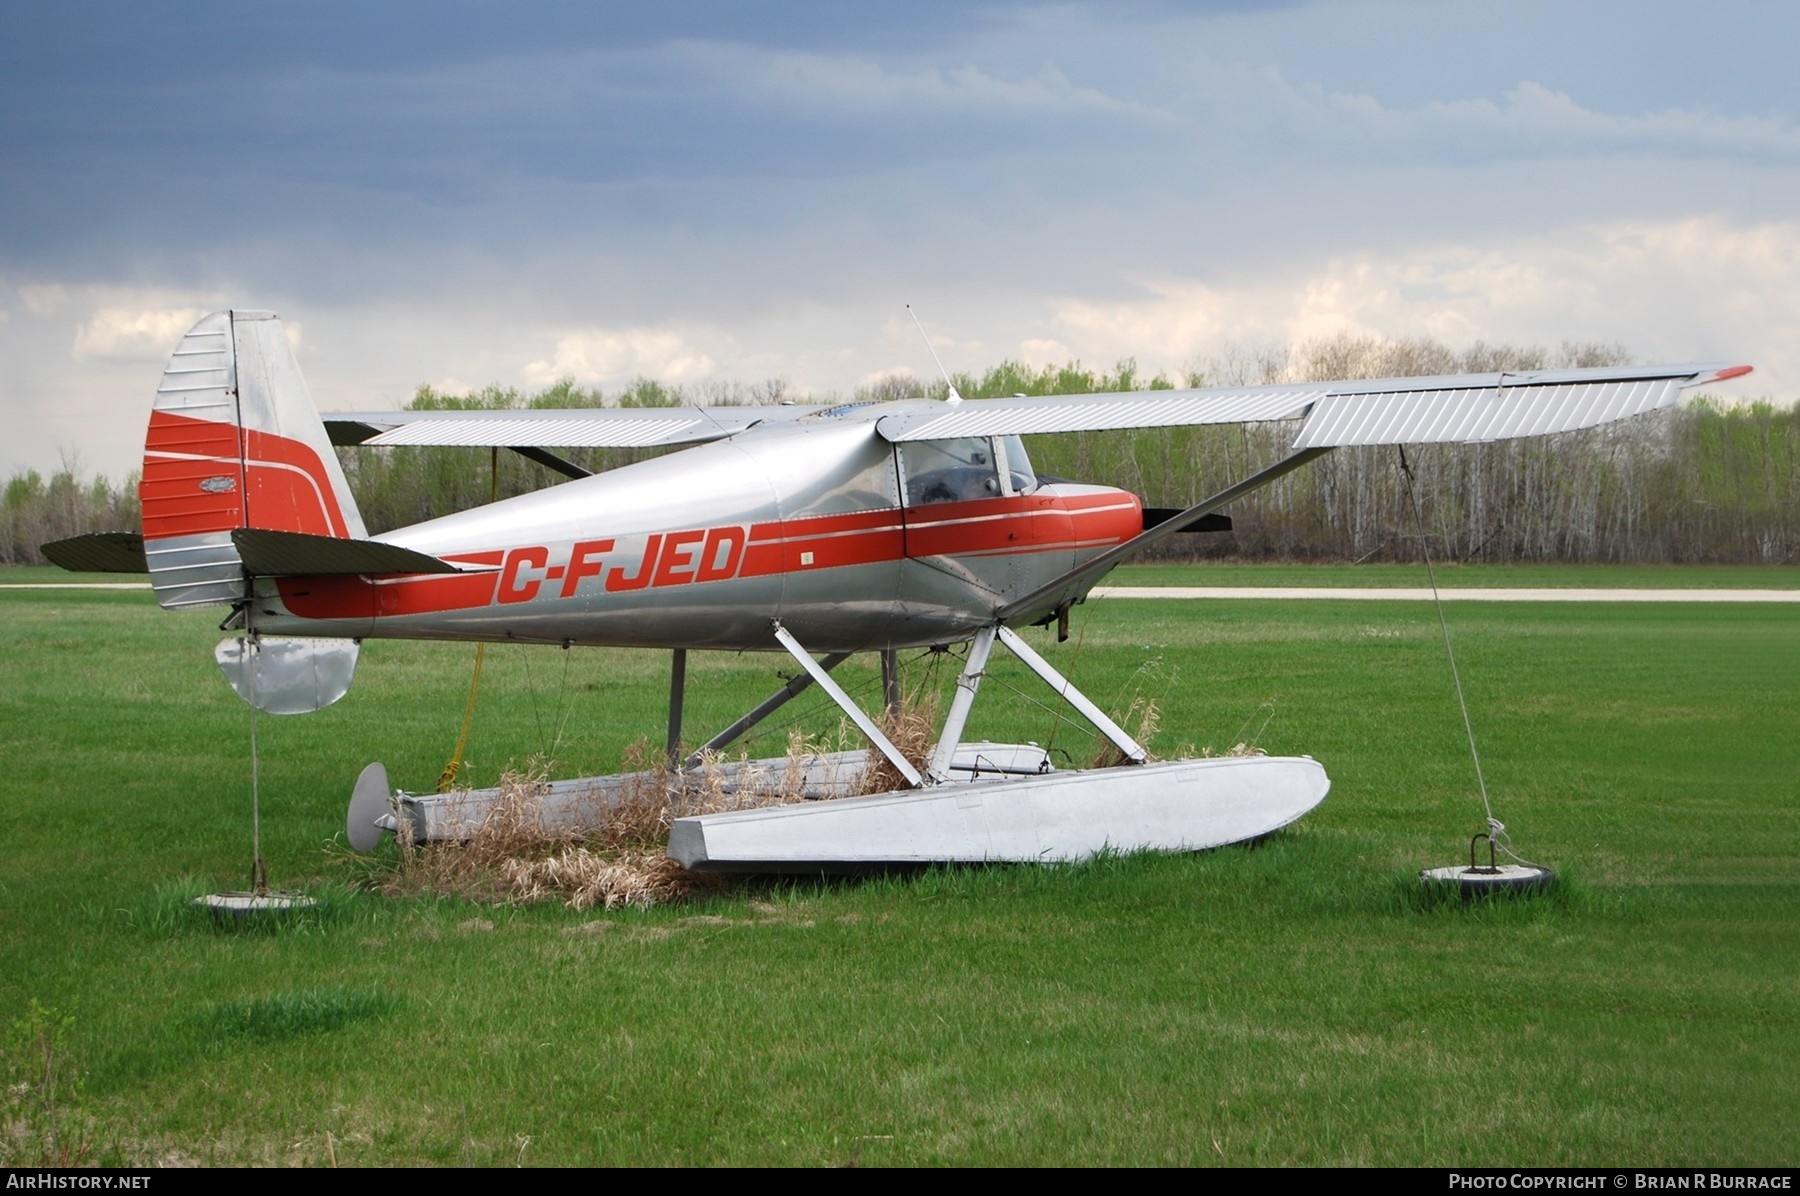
left=493, top=845, right=710, bottom=911
left=859, top=689, right=939, bottom=794
left=381, top=746, right=808, bottom=910
left=383, top=685, right=952, bottom=909
left=1088, top=694, right=1162, bottom=768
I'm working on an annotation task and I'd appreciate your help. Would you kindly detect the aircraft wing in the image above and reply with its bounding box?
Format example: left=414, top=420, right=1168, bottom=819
left=324, top=405, right=805, bottom=449
left=325, top=363, right=1749, bottom=453
left=874, top=363, right=1751, bottom=445
left=967, top=361, right=1751, bottom=628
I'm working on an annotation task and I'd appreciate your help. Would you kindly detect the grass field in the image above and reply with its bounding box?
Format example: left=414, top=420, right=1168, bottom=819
left=1, top=567, right=1795, bottom=1166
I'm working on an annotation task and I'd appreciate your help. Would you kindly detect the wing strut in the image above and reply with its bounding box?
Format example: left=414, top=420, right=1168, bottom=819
left=999, top=446, right=1333, bottom=626
left=510, top=445, right=592, bottom=479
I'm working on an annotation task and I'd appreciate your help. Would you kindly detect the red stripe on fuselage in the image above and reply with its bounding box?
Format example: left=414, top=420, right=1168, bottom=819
left=269, top=489, right=1141, bottom=623
left=276, top=551, right=505, bottom=619
left=742, top=507, right=907, bottom=577
left=902, top=493, right=1138, bottom=560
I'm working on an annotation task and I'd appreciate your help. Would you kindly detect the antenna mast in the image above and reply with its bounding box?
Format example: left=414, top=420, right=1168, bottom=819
left=907, top=304, right=962, bottom=403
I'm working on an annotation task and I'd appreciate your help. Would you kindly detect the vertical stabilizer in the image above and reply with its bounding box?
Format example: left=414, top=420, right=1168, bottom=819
left=139, top=310, right=366, bottom=609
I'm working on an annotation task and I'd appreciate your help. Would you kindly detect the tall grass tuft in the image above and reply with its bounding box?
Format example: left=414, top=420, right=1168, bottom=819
left=116, top=877, right=361, bottom=937
left=860, top=688, right=939, bottom=794
left=191, top=989, right=400, bottom=1049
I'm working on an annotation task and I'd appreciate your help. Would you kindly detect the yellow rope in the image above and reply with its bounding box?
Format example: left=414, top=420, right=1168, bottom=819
left=436, top=643, right=487, bottom=792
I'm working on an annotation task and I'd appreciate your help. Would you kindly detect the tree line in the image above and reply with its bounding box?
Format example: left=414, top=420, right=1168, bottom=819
left=3, top=461, right=141, bottom=569
left=5, top=335, right=1795, bottom=567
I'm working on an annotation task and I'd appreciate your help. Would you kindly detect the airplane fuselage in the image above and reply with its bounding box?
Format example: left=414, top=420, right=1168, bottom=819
left=254, top=414, right=1142, bottom=652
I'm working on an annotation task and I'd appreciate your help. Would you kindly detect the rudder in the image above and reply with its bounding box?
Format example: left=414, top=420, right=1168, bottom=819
left=140, top=310, right=367, bottom=609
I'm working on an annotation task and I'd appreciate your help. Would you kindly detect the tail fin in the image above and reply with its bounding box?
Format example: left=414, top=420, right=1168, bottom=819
left=140, top=310, right=367, bottom=609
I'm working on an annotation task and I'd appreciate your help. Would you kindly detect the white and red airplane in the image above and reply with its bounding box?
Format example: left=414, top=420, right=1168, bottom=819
left=45, top=310, right=1750, bottom=869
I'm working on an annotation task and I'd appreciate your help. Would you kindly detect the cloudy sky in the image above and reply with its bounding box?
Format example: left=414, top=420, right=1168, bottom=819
left=2, top=0, right=1792, bottom=481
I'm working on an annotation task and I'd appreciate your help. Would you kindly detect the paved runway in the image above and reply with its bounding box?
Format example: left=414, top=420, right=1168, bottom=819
left=1091, top=586, right=1800, bottom=602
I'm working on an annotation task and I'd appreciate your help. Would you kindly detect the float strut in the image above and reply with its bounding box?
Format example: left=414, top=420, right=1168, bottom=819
left=773, top=623, right=921, bottom=788
left=926, top=625, right=998, bottom=783
left=666, top=648, right=687, bottom=768
left=881, top=649, right=902, bottom=719
left=997, top=625, right=1147, bottom=764
left=684, top=649, right=852, bottom=768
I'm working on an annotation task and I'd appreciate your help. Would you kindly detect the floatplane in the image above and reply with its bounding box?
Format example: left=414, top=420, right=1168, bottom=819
left=43, top=310, right=1750, bottom=869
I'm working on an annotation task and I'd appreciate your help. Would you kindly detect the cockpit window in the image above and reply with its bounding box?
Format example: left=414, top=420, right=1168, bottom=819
left=784, top=438, right=902, bottom=517
left=998, top=435, right=1037, bottom=495
left=901, top=437, right=1002, bottom=505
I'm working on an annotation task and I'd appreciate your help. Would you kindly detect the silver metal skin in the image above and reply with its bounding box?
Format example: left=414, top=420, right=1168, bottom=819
left=345, top=762, right=391, bottom=852
left=379, top=741, right=1055, bottom=847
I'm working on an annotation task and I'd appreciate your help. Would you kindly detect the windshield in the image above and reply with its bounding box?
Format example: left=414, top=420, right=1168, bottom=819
left=998, top=435, right=1037, bottom=494
left=901, top=437, right=1002, bottom=505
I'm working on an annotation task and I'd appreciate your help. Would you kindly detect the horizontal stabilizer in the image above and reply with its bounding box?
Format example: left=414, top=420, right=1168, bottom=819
left=231, top=528, right=463, bottom=576
left=41, top=532, right=149, bottom=574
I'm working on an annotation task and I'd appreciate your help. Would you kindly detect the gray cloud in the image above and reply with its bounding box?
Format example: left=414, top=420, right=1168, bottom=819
left=2, top=1, right=1792, bottom=481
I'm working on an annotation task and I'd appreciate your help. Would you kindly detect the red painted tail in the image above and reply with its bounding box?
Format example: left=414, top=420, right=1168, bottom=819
left=140, top=310, right=366, bottom=609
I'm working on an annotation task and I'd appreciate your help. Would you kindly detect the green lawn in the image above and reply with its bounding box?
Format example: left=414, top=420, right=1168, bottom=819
left=0, top=569, right=1794, bottom=1166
